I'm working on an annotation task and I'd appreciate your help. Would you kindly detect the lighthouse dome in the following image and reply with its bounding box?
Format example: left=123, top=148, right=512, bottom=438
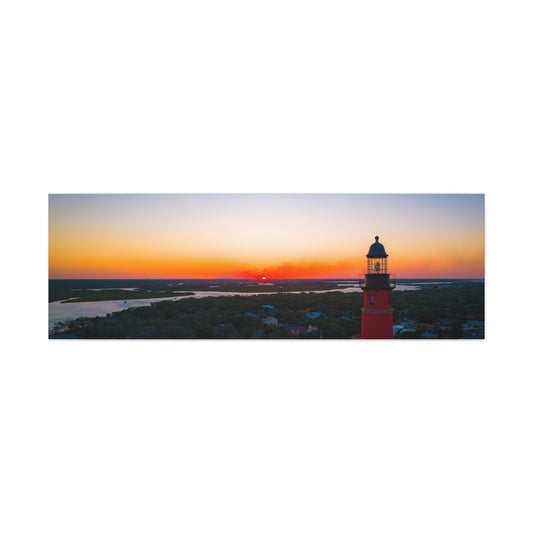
left=366, top=236, right=388, bottom=258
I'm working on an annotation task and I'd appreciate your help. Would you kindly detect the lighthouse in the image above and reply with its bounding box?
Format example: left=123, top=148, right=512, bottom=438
left=360, top=236, right=395, bottom=339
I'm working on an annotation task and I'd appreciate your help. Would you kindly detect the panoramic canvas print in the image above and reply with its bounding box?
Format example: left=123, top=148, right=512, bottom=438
left=49, top=194, right=484, bottom=339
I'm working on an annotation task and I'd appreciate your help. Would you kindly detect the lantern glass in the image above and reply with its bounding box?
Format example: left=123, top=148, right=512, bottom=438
left=367, top=257, right=388, bottom=274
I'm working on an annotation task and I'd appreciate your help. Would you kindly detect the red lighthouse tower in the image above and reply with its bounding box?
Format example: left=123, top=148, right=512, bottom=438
left=360, top=236, right=395, bottom=339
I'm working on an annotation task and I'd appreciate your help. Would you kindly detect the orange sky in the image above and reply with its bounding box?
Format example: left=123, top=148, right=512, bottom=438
left=49, top=194, right=485, bottom=279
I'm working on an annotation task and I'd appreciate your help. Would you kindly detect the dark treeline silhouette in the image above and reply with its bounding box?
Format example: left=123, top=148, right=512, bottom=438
left=51, top=281, right=484, bottom=339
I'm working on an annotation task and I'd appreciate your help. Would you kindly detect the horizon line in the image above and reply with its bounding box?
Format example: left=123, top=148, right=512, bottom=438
left=49, top=277, right=485, bottom=281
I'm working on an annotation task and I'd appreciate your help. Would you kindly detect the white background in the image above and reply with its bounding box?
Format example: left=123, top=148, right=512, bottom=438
left=1, top=1, right=532, bottom=532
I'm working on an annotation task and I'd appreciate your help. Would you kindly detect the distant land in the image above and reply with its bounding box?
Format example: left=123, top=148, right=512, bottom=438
left=49, top=278, right=484, bottom=303
left=49, top=278, right=484, bottom=339
left=49, top=279, right=484, bottom=339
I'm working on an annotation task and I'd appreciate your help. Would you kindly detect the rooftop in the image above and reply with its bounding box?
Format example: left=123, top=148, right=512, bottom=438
left=366, top=236, right=388, bottom=258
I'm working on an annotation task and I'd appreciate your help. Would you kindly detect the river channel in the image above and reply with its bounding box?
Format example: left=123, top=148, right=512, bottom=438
left=49, top=284, right=420, bottom=331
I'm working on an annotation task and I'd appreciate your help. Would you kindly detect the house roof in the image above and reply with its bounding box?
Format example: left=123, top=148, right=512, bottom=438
left=306, top=311, right=325, bottom=318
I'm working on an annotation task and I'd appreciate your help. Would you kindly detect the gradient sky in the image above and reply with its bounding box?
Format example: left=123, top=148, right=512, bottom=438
left=49, top=194, right=484, bottom=279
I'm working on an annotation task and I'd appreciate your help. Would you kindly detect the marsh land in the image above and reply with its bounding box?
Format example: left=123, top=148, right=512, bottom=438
left=49, top=279, right=484, bottom=339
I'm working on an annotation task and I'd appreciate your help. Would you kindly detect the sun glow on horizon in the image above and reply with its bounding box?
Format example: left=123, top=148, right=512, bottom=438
left=49, top=194, right=485, bottom=280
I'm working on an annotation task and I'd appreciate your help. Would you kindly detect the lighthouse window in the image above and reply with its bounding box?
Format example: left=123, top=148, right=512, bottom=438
left=370, top=294, right=374, bottom=305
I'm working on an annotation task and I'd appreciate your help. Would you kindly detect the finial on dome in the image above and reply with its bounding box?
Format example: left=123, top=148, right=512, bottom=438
left=375, top=235, right=379, bottom=241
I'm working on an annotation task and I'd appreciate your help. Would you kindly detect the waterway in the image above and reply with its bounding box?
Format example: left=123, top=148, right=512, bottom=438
left=49, top=284, right=420, bottom=331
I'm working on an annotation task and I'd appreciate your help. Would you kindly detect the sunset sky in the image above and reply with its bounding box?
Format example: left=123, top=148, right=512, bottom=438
left=48, top=194, right=484, bottom=279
